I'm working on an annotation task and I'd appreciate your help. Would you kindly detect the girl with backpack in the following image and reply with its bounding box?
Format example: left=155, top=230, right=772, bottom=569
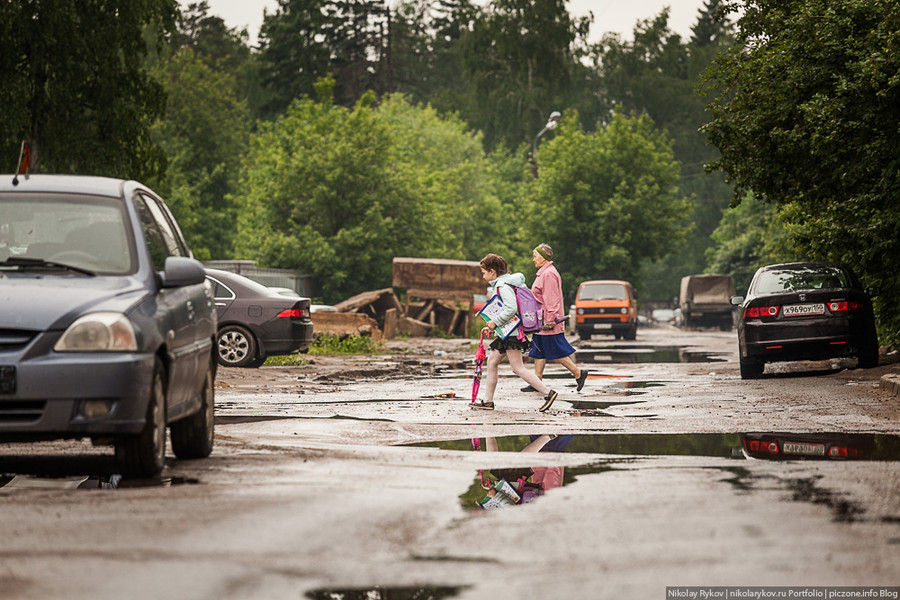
left=473, top=253, right=559, bottom=412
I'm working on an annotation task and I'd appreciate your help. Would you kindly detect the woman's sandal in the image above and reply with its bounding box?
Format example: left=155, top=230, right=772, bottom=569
left=471, top=400, right=495, bottom=410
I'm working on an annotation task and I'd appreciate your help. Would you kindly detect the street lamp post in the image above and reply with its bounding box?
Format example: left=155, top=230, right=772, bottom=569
left=530, top=110, right=561, bottom=177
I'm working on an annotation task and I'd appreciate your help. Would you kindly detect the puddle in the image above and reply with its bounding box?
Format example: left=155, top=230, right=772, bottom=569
left=294, top=397, right=457, bottom=406
left=305, top=586, right=466, bottom=599
left=216, top=415, right=295, bottom=424
left=408, top=433, right=900, bottom=461
left=575, top=345, right=727, bottom=364
left=0, top=474, right=199, bottom=490
left=0, top=452, right=202, bottom=490
left=410, top=434, right=900, bottom=516
left=570, top=399, right=645, bottom=412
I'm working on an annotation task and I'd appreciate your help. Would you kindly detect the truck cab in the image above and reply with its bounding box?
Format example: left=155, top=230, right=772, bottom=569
left=574, top=280, right=638, bottom=340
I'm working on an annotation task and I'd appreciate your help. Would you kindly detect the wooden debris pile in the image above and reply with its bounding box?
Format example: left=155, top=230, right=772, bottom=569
left=313, top=258, right=485, bottom=339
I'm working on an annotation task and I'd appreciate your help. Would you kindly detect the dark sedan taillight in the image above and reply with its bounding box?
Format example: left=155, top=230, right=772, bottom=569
left=828, top=301, right=863, bottom=312
left=743, top=305, right=780, bottom=319
left=828, top=445, right=862, bottom=458
left=744, top=439, right=779, bottom=455
left=277, top=308, right=308, bottom=319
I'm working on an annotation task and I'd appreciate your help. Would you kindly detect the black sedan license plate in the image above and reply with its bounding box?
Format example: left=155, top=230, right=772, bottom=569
left=783, top=303, right=825, bottom=317
left=0, top=365, right=15, bottom=394
left=783, top=441, right=825, bottom=457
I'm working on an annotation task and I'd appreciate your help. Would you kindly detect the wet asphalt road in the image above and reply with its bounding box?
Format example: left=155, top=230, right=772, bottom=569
left=2, top=326, right=900, bottom=600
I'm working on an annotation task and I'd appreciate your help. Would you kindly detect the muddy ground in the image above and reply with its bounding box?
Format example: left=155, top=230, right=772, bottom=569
left=3, top=327, right=900, bottom=600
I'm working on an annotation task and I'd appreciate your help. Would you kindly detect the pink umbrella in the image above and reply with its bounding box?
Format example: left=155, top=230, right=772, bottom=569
left=471, top=330, right=487, bottom=404
left=470, top=331, right=487, bottom=451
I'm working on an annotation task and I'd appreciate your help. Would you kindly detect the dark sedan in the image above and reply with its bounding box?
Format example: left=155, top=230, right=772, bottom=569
left=205, top=269, right=314, bottom=367
left=731, top=262, right=879, bottom=379
left=0, top=175, right=217, bottom=477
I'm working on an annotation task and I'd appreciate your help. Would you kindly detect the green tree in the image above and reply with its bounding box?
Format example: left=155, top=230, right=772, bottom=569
left=389, top=0, right=475, bottom=110
left=150, top=48, right=251, bottom=260
left=525, top=111, right=693, bottom=291
left=172, top=2, right=267, bottom=119
left=233, top=82, right=509, bottom=301
left=596, top=6, right=735, bottom=302
left=257, top=0, right=335, bottom=118
left=457, top=0, right=592, bottom=151
left=706, top=195, right=798, bottom=295
left=257, top=0, right=391, bottom=116
left=0, top=0, right=177, bottom=179
left=702, top=0, right=900, bottom=347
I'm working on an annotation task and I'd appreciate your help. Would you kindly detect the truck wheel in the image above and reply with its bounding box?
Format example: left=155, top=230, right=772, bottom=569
left=624, top=324, right=637, bottom=340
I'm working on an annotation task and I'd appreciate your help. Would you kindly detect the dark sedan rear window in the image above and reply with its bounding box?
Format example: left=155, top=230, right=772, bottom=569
left=755, top=266, right=850, bottom=294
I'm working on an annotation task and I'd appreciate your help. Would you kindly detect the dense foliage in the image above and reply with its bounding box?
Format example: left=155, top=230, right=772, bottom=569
left=149, top=48, right=251, bottom=260
left=703, top=0, right=900, bottom=346
left=526, top=112, right=693, bottom=288
left=5, top=0, right=896, bottom=347
left=0, top=0, right=178, bottom=180
left=232, top=86, right=511, bottom=301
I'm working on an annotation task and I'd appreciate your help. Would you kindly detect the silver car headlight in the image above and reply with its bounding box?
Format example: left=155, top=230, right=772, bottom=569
left=55, top=312, right=138, bottom=352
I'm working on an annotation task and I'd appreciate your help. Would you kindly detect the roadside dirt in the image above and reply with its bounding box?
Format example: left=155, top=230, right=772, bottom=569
left=214, top=337, right=474, bottom=389
left=215, top=333, right=900, bottom=392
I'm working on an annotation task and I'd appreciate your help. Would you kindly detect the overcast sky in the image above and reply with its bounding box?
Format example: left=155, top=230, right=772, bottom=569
left=183, top=0, right=709, bottom=46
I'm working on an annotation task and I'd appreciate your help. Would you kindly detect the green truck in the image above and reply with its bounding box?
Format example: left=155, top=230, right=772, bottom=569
left=679, top=274, right=736, bottom=330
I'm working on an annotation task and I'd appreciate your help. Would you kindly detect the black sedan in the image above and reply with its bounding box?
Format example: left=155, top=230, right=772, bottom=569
left=731, top=262, right=879, bottom=379
left=205, top=269, right=314, bottom=367
left=0, top=175, right=217, bottom=477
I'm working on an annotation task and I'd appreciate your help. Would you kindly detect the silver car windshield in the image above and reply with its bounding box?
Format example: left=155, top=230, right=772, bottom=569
left=0, top=194, right=135, bottom=275
left=755, top=266, right=850, bottom=294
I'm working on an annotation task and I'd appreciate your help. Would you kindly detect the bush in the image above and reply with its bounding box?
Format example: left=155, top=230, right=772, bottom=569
left=308, top=333, right=384, bottom=355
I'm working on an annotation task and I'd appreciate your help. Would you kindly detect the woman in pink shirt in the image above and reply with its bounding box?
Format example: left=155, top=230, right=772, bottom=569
left=525, top=244, right=588, bottom=392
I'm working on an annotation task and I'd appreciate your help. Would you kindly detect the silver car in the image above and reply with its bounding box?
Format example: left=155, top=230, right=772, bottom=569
left=0, top=175, right=217, bottom=476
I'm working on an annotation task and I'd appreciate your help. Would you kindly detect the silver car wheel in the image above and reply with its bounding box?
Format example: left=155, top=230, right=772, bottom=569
left=216, top=325, right=257, bottom=367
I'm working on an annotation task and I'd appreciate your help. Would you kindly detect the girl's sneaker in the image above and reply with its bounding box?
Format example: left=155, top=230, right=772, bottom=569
left=471, top=400, right=495, bottom=410
left=539, top=390, right=558, bottom=412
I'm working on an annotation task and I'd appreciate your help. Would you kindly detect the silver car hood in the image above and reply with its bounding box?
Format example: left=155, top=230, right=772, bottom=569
left=0, top=275, right=146, bottom=330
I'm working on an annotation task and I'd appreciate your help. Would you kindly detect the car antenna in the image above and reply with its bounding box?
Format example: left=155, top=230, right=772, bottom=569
left=12, top=140, right=30, bottom=186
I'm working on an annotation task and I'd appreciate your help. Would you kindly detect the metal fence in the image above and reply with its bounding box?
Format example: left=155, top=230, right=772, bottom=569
left=203, top=260, right=313, bottom=297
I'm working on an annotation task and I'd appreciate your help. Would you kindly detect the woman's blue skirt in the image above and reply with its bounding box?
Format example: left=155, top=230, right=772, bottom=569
left=528, top=333, right=576, bottom=360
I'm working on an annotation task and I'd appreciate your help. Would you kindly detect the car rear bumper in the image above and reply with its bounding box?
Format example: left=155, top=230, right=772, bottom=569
left=0, top=353, right=154, bottom=440
left=259, top=321, right=314, bottom=355
left=741, top=328, right=868, bottom=362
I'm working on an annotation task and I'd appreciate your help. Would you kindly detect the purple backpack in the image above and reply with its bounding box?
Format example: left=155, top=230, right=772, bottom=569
left=511, top=285, right=543, bottom=333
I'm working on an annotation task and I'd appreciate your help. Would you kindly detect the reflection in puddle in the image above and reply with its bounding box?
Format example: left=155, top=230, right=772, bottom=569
left=575, top=345, right=726, bottom=364
left=305, top=586, right=466, bottom=599
left=409, top=433, right=900, bottom=515
left=410, top=433, right=900, bottom=460
left=0, top=474, right=122, bottom=489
